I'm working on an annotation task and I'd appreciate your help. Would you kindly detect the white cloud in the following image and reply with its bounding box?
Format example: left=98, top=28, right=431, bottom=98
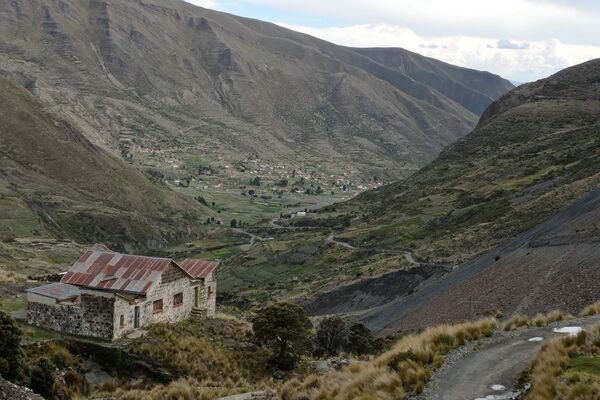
left=182, top=0, right=600, bottom=81
left=218, top=0, right=600, bottom=45
left=277, top=23, right=600, bottom=82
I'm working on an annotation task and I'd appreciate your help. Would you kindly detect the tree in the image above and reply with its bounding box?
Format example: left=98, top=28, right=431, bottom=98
left=344, top=323, right=377, bottom=355
left=196, top=196, right=208, bottom=206
left=230, top=219, right=237, bottom=228
left=252, top=303, right=313, bottom=370
left=0, top=311, right=24, bottom=381
left=252, top=176, right=262, bottom=187
left=28, top=358, right=55, bottom=399
left=315, top=317, right=347, bottom=357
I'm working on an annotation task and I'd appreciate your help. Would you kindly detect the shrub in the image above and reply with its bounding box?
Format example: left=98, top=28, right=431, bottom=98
left=252, top=303, right=313, bottom=370
left=315, top=317, right=347, bottom=357
left=0, top=311, right=24, bottom=381
left=28, top=358, right=55, bottom=399
left=344, top=323, right=378, bottom=355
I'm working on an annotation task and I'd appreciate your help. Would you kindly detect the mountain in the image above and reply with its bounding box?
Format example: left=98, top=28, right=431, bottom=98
left=219, top=59, right=600, bottom=315
left=330, top=58, right=600, bottom=263
left=0, top=0, right=512, bottom=184
left=304, top=58, right=600, bottom=331
left=0, top=76, right=210, bottom=251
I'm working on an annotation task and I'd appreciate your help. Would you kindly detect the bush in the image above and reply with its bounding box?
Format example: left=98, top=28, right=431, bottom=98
left=29, top=358, right=55, bottom=399
left=0, top=311, right=24, bottom=381
left=344, top=323, right=378, bottom=355
left=315, top=317, right=347, bottom=357
left=252, top=303, right=313, bottom=370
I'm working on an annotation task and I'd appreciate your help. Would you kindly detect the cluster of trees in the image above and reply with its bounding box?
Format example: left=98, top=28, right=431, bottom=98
left=252, top=303, right=381, bottom=370
left=230, top=219, right=249, bottom=228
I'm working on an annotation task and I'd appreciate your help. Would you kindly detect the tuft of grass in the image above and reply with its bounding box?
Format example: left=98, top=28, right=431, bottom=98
left=581, top=301, right=600, bottom=317
left=503, top=310, right=568, bottom=331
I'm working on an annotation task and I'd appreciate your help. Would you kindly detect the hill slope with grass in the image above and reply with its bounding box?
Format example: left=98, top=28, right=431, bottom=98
left=0, top=77, right=210, bottom=252
left=329, top=58, right=600, bottom=263
left=0, top=0, right=512, bottom=184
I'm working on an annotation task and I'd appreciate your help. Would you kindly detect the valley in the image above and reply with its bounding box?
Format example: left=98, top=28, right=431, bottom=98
left=0, top=0, right=598, bottom=399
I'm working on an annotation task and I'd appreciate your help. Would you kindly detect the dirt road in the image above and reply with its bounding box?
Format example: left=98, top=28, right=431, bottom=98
left=421, top=316, right=600, bottom=400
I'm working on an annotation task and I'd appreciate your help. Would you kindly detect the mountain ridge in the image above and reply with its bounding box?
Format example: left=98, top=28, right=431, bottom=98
left=0, top=0, right=513, bottom=184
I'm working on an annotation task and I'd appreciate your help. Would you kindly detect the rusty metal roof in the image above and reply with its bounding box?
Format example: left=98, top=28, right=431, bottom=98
left=180, top=259, right=219, bottom=279
left=27, top=282, right=81, bottom=301
left=60, top=250, right=177, bottom=295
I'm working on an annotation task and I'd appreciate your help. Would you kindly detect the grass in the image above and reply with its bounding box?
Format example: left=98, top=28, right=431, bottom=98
left=125, top=317, right=275, bottom=398
left=280, top=318, right=497, bottom=400
left=581, top=301, right=600, bottom=317
left=570, top=357, right=600, bottom=376
left=526, top=323, right=600, bottom=400
left=503, top=310, right=568, bottom=331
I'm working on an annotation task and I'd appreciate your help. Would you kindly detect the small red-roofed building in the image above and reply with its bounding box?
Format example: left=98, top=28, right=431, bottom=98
left=26, top=250, right=219, bottom=340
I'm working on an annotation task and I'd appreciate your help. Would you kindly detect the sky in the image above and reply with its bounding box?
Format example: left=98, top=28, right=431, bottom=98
left=184, top=0, right=600, bottom=83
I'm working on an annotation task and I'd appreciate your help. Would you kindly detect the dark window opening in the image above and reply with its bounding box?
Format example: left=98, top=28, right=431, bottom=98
left=120, top=314, right=125, bottom=328
left=173, top=292, right=183, bottom=307
left=153, top=299, right=163, bottom=314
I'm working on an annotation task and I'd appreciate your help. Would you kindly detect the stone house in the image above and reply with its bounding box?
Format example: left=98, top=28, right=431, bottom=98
left=27, top=250, right=219, bottom=340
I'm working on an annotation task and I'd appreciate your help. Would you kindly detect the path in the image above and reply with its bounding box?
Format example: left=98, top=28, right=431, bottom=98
left=422, top=316, right=600, bottom=400
left=322, top=233, right=449, bottom=269
left=231, top=228, right=273, bottom=247
left=325, top=233, right=357, bottom=250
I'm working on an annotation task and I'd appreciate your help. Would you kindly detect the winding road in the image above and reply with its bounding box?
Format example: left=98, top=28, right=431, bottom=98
left=423, top=316, right=600, bottom=400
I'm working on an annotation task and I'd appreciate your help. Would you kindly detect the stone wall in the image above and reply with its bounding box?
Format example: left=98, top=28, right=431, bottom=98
left=29, top=262, right=218, bottom=340
left=112, top=262, right=198, bottom=339
left=28, top=291, right=115, bottom=339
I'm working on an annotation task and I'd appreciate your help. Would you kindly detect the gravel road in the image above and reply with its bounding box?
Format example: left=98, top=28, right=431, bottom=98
left=416, top=316, right=600, bottom=400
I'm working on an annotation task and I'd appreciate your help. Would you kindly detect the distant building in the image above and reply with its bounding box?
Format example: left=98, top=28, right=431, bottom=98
left=27, top=250, right=219, bottom=340
left=294, top=211, right=307, bottom=218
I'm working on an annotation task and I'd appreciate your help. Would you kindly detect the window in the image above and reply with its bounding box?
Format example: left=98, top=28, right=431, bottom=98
left=207, top=286, right=213, bottom=299
left=153, top=299, right=163, bottom=314
left=120, top=314, right=125, bottom=328
left=173, top=292, right=183, bottom=307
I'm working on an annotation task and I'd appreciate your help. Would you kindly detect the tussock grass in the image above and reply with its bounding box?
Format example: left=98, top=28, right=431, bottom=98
left=281, top=318, right=497, bottom=400
left=526, top=324, right=600, bottom=400
left=503, top=310, right=568, bottom=331
left=581, top=301, right=600, bottom=317
left=124, top=318, right=274, bottom=399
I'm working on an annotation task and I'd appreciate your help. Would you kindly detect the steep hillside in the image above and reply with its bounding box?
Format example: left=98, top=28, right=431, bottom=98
left=0, top=77, right=210, bottom=252
left=330, top=58, right=600, bottom=263
left=0, top=0, right=512, bottom=185
left=219, top=59, right=600, bottom=309
left=367, top=187, right=600, bottom=334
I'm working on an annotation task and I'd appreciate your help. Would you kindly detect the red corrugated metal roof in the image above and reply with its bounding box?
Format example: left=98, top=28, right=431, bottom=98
left=60, top=250, right=176, bottom=295
left=180, top=259, right=219, bottom=279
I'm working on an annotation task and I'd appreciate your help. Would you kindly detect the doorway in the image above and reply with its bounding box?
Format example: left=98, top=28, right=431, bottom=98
left=134, top=306, right=140, bottom=328
left=194, top=286, right=199, bottom=307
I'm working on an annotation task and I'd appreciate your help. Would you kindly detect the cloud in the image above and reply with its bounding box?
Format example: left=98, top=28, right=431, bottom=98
left=212, top=0, right=600, bottom=46
left=495, top=39, right=530, bottom=50
left=277, top=23, right=600, bottom=82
